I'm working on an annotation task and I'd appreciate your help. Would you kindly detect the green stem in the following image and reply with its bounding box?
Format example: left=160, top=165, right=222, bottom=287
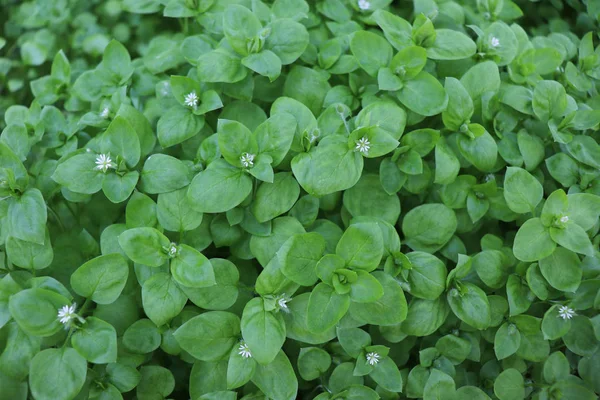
left=62, top=326, right=75, bottom=348
left=47, top=205, right=65, bottom=231
left=62, top=297, right=92, bottom=348
left=79, top=297, right=92, bottom=316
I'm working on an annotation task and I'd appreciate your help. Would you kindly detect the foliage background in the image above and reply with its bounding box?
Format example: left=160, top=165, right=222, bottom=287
left=1, top=0, right=600, bottom=400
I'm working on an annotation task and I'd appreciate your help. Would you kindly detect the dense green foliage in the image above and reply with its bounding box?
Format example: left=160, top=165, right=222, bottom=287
left=1, top=0, right=600, bottom=399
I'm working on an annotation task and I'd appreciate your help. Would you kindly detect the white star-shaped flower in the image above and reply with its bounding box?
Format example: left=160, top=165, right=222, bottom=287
left=358, top=0, right=371, bottom=10
left=167, top=243, right=178, bottom=258
left=240, top=153, right=255, bottom=168
left=366, top=352, right=380, bottom=366
left=559, top=215, right=569, bottom=223
left=490, top=37, right=500, bottom=48
left=100, top=107, right=110, bottom=119
left=238, top=342, right=252, bottom=358
left=58, top=304, right=77, bottom=326
left=355, top=137, right=370, bottom=155
left=95, top=154, right=115, bottom=173
left=184, top=91, right=199, bottom=108
left=277, top=294, right=291, bottom=312
left=558, top=305, right=575, bottom=320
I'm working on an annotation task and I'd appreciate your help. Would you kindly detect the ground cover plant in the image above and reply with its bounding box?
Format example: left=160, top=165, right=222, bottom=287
left=1, top=0, right=600, bottom=399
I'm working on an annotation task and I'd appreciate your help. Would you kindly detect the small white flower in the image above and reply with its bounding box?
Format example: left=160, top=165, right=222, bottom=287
left=558, top=305, right=575, bottom=320
left=168, top=243, right=178, bottom=258
left=100, top=107, right=110, bottom=119
left=355, top=137, right=370, bottom=155
left=95, top=154, right=115, bottom=173
left=560, top=215, right=569, bottom=223
left=240, top=153, right=255, bottom=168
left=184, top=91, right=199, bottom=108
left=490, top=37, right=500, bottom=48
left=277, top=294, right=292, bottom=311
left=358, top=0, right=371, bottom=10
left=366, top=352, right=380, bottom=366
left=58, top=304, right=77, bottom=326
left=238, top=342, right=252, bottom=358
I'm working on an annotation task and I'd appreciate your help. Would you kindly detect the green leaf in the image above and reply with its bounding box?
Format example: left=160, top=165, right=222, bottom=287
left=563, top=316, right=599, bottom=356
left=494, top=322, right=521, bottom=360
left=436, top=334, right=472, bottom=364
left=252, top=172, right=300, bottom=223
left=350, top=31, right=392, bottom=77
left=297, top=347, right=332, bottom=381
left=307, top=283, right=350, bottom=333
left=116, top=104, right=156, bottom=158
left=197, top=49, right=248, bottom=83
left=504, top=167, right=543, bottom=214
left=174, top=311, right=241, bottom=361
left=157, top=106, right=205, bottom=148
left=251, top=350, right=298, bottom=400
left=183, top=258, right=239, bottom=311
left=402, top=204, right=457, bottom=252
left=157, top=188, right=203, bottom=232
left=460, top=61, right=500, bottom=101
left=241, top=298, right=286, bottom=365
left=265, top=19, right=309, bottom=65
left=6, top=230, right=53, bottom=270
left=102, top=171, right=139, bottom=203
left=494, top=368, right=524, bottom=400
left=142, top=273, right=187, bottom=326
left=171, top=245, right=216, bottom=288
left=9, top=288, right=69, bottom=337
left=70, top=254, right=129, bottom=304
left=101, top=116, right=141, bottom=167
left=137, top=366, right=175, bottom=399
left=336, top=223, right=384, bottom=272
left=106, top=363, right=142, bottom=392
left=549, top=223, right=595, bottom=257
left=513, top=218, right=556, bottom=262
left=350, top=271, right=384, bottom=303
left=404, top=252, right=447, bottom=299
left=370, top=356, right=403, bottom=392
left=434, top=137, right=460, bottom=184
left=140, top=154, right=191, bottom=194
left=0, top=142, right=29, bottom=190
left=397, top=71, right=448, bottom=116
left=29, top=348, right=87, bottom=400
left=253, top=112, right=296, bottom=166
left=226, top=344, right=256, bottom=390
left=101, top=40, right=133, bottom=82
left=278, top=232, right=326, bottom=286
left=457, top=127, right=498, bottom=172
left=9, top=188, right=47, bottom=244
left=118, top=227, right=170, bottom=267
left=188, top=159, right=253, bottom=213
left=223, top=5, right=262, bottom=56
left=447, top=282, right=491, bottom=330
left=123, top=318, right=161, bottom=354
left=242, top=50, right=282, bottom=82
left=427, top=29, right=476, bottom=60
left=567, top=193, right=600, bottom=231
left=349, top=271, right=407, bottom=326
left=71, top=317, right=117, bottom=364
left=532, top=80, right=567, bottom=123
left=442, top=77, right=474, bottom=131
left=539, top=247, right=581, bottom=292
left=543, top=352, right=570, bottom=384
left=424, top=369, right=456, bottom=400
